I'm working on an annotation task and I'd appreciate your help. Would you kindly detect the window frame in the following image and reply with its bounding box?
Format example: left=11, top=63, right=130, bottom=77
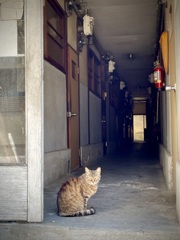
left=44, top=0, right=67, bottom=73
left=88, top=49, right=101, bottom=97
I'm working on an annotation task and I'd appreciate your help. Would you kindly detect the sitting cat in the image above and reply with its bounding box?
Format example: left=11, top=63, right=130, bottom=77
left=57, top=167, right=101, bottom=217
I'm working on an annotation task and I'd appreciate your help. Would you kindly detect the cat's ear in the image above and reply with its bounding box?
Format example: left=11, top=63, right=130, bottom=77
left=85, top=167, right=90, bottom=174
left=96, top=167, right=101, bottom=174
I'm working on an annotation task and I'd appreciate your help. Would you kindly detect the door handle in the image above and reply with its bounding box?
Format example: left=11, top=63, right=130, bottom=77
left=67, top=112, right=77, bottom=117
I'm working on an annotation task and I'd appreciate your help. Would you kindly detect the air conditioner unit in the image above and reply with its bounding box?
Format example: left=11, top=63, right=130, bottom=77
left=83, top=14, right=94, bottom=36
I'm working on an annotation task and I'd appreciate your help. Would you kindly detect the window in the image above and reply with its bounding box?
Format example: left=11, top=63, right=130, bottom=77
left=0, top=2, right=25, bottom=164
left=44, top=0, right=67, bottom=72
left=88, top=49, right=101, bottom=97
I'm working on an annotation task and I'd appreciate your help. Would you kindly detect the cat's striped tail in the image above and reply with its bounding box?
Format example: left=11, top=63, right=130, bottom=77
left=59, top=207, right=96, bottom=217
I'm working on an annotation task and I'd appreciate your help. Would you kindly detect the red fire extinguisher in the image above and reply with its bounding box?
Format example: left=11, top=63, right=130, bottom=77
left=154, top=60, right=165, bottom=90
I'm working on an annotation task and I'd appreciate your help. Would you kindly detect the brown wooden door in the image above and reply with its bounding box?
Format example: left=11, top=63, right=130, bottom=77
left=67, top=46, right=80, bottom=171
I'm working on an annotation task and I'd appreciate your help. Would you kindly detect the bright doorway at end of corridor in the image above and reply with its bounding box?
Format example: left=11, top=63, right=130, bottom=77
left=133, top=115, right=146, bottom=142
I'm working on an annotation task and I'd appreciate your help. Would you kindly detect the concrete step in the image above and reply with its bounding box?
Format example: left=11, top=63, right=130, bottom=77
left=1, top=223, right=180, bottom=240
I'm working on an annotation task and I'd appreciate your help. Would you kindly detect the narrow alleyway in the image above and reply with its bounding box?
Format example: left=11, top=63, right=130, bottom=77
left=1, top=142, right=180, bottom=240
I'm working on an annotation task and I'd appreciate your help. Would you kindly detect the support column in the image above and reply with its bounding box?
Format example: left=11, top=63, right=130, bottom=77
left=25, top=0, right=44, bottom=222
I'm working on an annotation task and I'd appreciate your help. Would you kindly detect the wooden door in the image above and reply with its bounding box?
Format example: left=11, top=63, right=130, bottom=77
left=67, top=46, right=80, bottom=171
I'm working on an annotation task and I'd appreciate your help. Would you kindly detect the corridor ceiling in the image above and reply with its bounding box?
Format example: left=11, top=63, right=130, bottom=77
left=85, top=0, right=160, bottom=99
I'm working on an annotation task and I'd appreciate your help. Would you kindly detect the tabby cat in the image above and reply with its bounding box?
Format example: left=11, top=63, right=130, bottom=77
left=57, top=167, right=101, bottom=217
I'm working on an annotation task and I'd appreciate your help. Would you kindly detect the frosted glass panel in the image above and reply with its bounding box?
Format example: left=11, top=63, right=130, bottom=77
left=0, top=1, right=25, bottom=164
left=0, top=58, right=25, bottom=163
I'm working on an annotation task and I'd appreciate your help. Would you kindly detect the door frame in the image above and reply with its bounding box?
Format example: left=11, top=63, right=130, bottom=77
left=66, top=45, right=80, bottom=171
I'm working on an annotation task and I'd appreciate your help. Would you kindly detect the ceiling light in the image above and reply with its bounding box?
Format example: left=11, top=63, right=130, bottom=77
left=128, top=53, right=133, bottom=59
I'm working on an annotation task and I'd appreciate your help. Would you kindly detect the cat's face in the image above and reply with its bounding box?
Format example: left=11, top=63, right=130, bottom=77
left=84, top=167, right=101, bottom=185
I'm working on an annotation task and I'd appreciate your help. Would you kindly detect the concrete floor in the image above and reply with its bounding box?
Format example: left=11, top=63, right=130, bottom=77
left=1, top=142, right=180, bottom=240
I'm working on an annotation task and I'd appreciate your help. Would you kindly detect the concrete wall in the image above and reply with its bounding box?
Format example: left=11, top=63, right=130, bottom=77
left=44, top=61, right=69, bottom=185
left=159, top=144, right=173, bottom=190
left=174, top=0, right=180, bottom=222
